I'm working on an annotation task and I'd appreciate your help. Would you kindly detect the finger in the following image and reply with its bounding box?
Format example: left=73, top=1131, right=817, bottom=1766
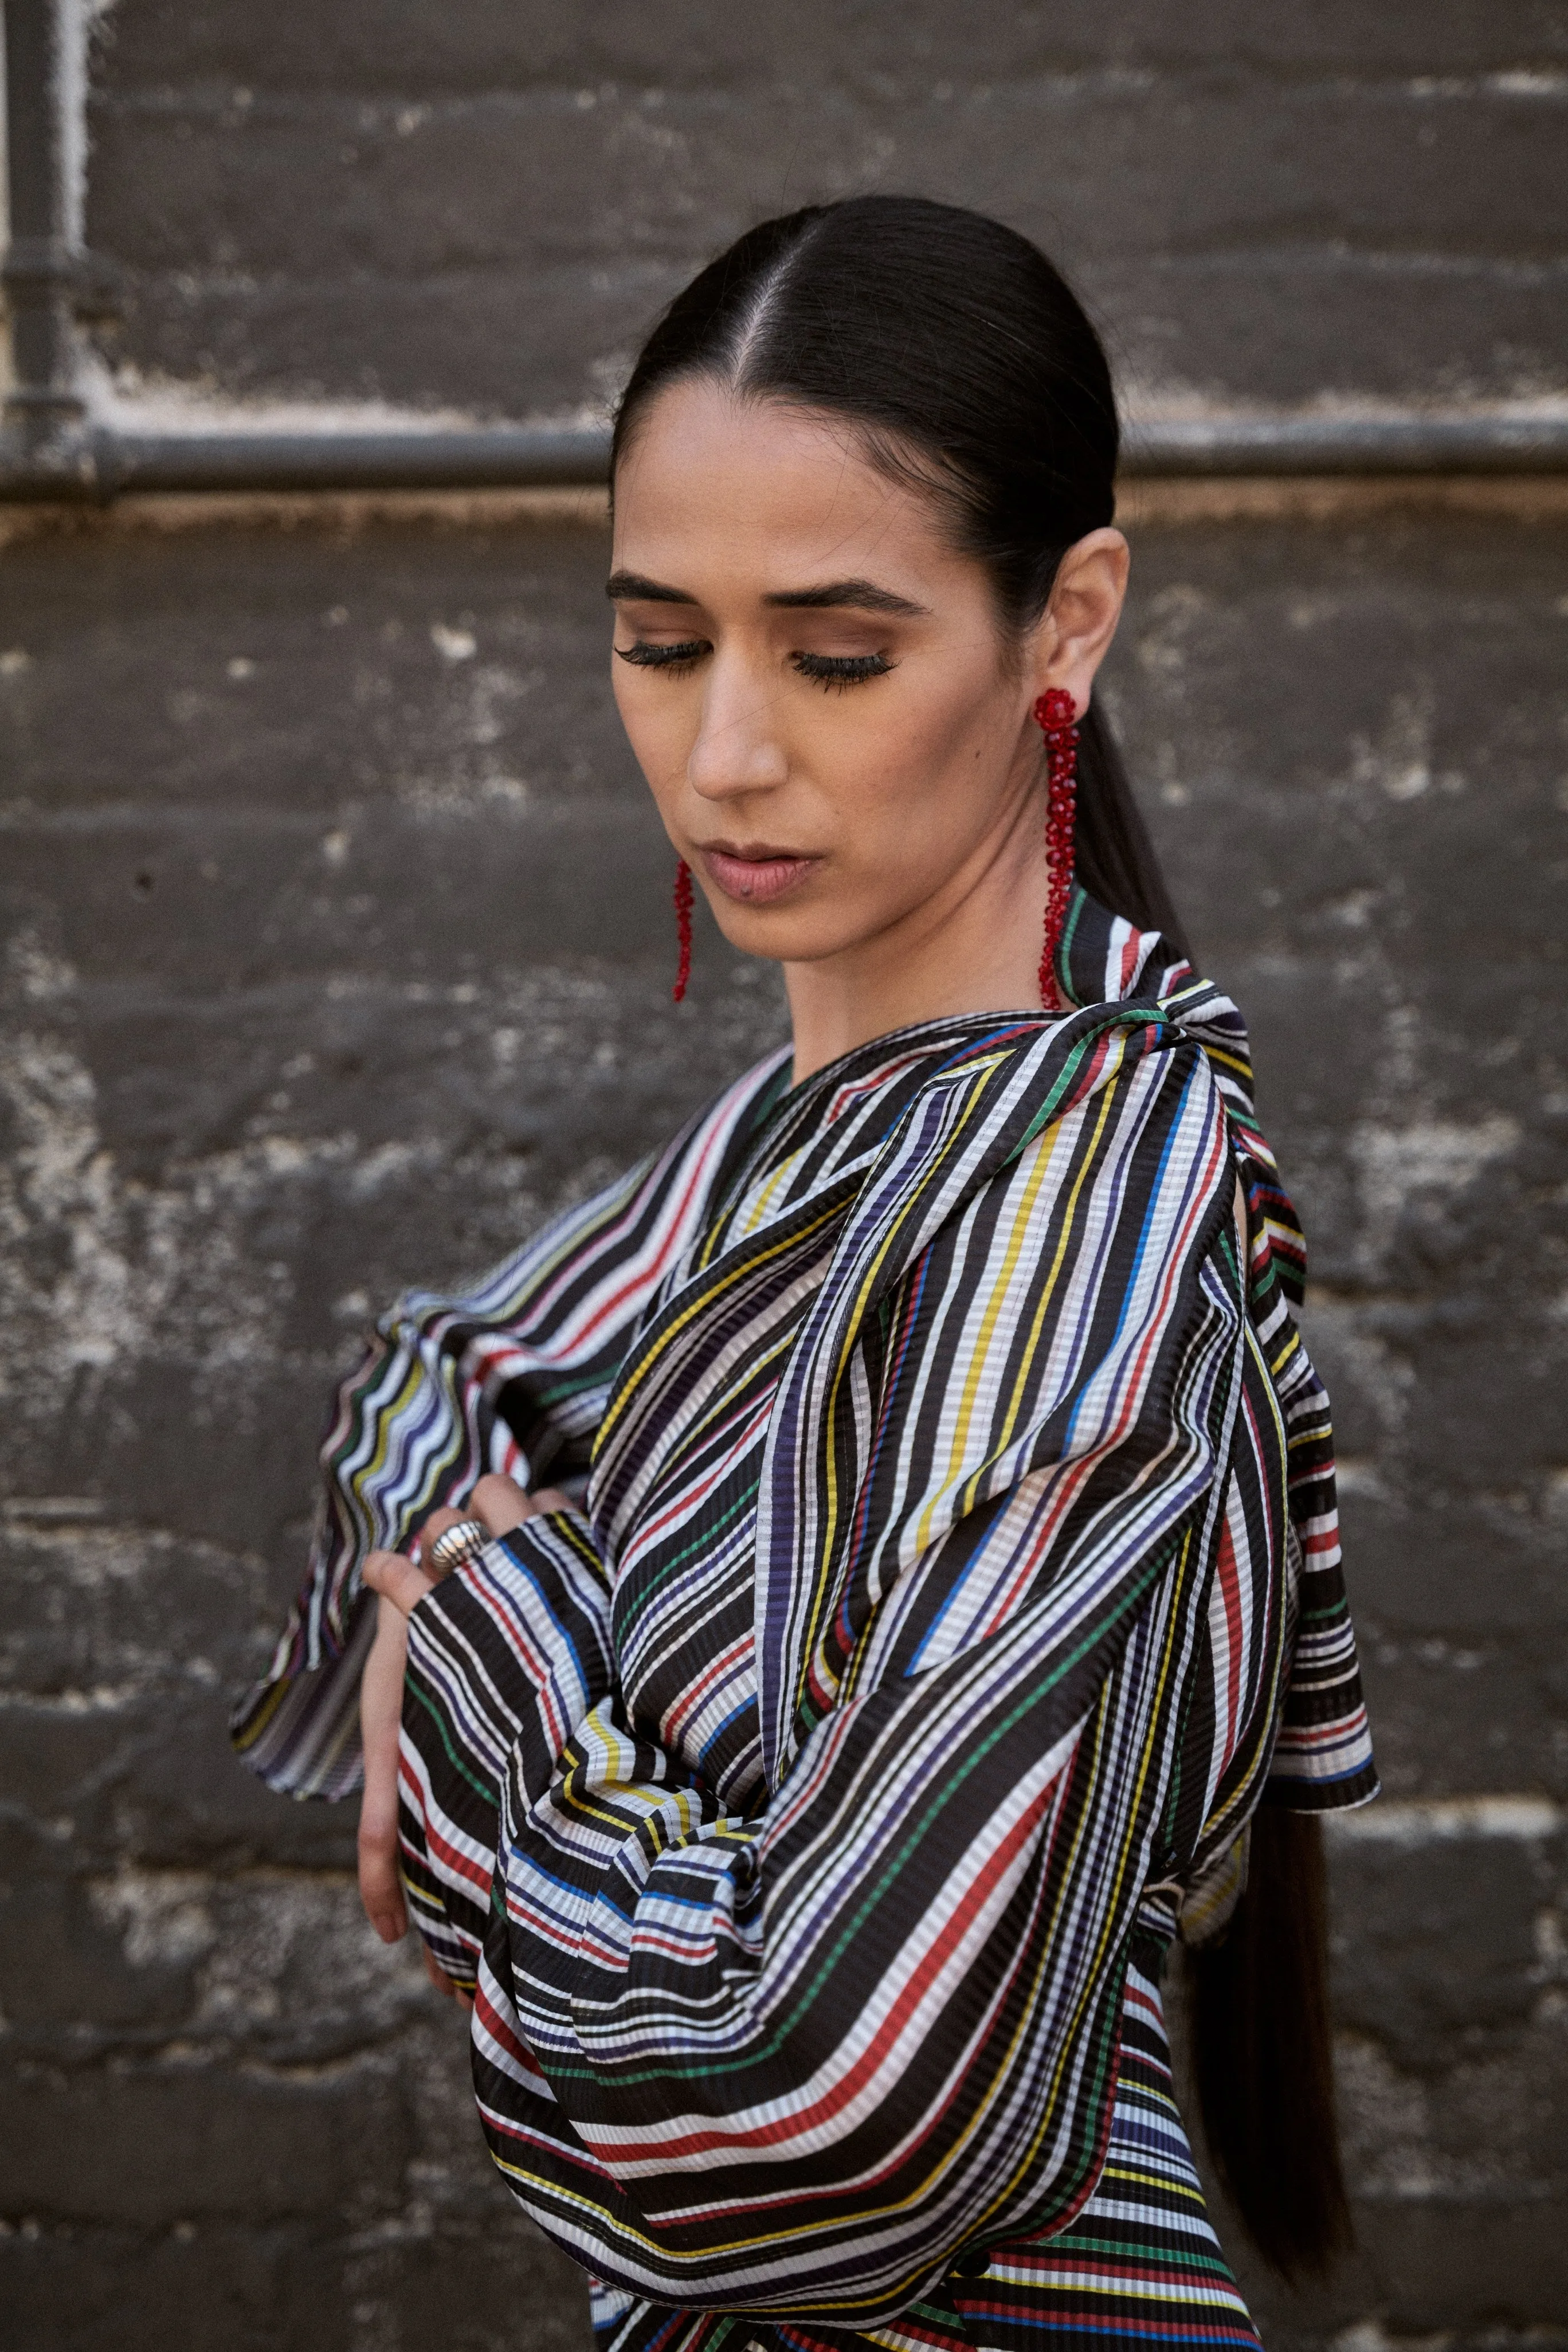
left=362, top=1546, right=437, bottom=1617
left=471, top=1473, right=534, bottom=1537
left=420, top=1942, right=473, bottom=2009
left=528, top=1486, right=574, bottom=1516
left=413, top=1484, right=529, bottom=1571
left=358, top=1597, right=409, bottom=1941
left=358, top=1816, right=406, bottom=1943
left=421, top=1941, right=456, bottom=1997
left=412, top=1504, right=471, bottom=1568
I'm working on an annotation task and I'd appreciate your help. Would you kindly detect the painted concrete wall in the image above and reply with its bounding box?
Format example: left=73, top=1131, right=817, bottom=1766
left=79, top=2, right=1568, bottom=419
left=2, top=6, right=1566, bottom=2349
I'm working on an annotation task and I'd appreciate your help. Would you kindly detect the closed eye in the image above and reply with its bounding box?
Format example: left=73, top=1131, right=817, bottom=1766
left=615, top=638, right=708, bottom=673
left=614, top=642, right=895, bottom=690
left=791, top=652, right=894, bottom=691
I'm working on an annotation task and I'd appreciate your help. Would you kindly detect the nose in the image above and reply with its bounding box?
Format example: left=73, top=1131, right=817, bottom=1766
left=686, top=650, right=789, bottom=804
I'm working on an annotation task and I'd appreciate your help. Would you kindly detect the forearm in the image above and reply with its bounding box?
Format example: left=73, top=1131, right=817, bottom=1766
left=397, top=1509, right=615, bottom=1983
left=490, top=1514, right=1202, bottom=2314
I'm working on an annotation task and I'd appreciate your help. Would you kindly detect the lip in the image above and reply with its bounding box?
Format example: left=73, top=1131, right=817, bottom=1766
left=699, top=844, right=821, bottom=905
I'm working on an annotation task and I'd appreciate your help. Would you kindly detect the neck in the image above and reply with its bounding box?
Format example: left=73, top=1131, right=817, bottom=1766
left=783, top=791, right=1053, bottom=1084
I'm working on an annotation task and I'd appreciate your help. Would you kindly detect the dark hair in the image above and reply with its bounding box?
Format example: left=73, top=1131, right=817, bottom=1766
left=613, top=195, right=1188, bottom=957
left=618, top=197, right=1351, bottom=2278
left=1191, top=1810, right=1354, bottom=2279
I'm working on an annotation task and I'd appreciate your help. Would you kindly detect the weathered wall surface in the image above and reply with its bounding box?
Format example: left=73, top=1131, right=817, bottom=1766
left=2, top=3, right=1567, bottom=2349
left=4, top=481, right=1565, bottom=2352
left=81, top=1, right=1568, bottom=418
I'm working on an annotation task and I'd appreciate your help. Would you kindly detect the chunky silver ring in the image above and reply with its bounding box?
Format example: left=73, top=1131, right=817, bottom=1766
left=426, top=1518, right=491, bottom=1573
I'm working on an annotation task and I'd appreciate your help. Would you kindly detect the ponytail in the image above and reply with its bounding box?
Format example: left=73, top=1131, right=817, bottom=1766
left=1073, top=702, right=1191, bottom=964
left=1190, top=1809, right=1353, bottom=2278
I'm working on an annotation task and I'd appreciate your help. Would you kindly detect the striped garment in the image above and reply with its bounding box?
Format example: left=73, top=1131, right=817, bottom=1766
left=234, top=891, right=1377, bottom=2349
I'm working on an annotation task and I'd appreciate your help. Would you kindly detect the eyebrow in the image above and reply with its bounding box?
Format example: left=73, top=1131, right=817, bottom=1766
left=605, top=571, right=928, bottom=618
left=606, top=571, right=698, bottom=605
left=766, top=579, right=929, bottom=617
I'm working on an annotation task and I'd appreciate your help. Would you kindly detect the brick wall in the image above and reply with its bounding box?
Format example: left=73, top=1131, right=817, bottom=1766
left=2, top=6, right=1566, bottom=2348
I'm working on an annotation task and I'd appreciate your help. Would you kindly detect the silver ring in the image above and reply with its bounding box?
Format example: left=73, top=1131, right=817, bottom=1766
left=426, top=1518, right=491, bottom=1573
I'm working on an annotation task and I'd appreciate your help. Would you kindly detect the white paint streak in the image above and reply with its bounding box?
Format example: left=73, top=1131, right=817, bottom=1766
left=83, top=358, right=609, bottom=440
left=1487, top=70, right=1568, bottom=97
left=1327, top=1795, right=1563, bottom=1845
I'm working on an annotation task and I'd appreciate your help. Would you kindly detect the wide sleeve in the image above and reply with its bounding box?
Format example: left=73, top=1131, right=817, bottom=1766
left=1221, top=1036, right=1378, bottom=1816
left=231, top=1055, right=785, bottom=1799
left=397, top=1510, right=616, bottom=1989
left=1259, top=1308, right=1377, bottom=1810
left=406, top=1039, right=1258, bottom=2323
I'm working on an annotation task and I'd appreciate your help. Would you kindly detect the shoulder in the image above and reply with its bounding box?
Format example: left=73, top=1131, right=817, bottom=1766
left=997, top=1021, right=1232, bottom=1231
left=1057, top=888, right=1194, bottom=1012
left=893, top=1021, right=1233, bottom=1338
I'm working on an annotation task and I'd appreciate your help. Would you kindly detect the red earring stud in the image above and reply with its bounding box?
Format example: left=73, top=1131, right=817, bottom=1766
left=1033, top=689, right=1079, bottom=1012
left=672, top=857, right=694, bottom=1003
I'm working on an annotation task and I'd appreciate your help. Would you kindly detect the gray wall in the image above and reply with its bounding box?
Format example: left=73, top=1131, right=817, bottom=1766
left=2, top=6, right=1566, bottom=2349
left=79, top=2, right=1568, bottom=416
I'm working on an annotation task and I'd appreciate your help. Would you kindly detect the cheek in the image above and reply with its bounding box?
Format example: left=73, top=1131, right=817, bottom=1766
left=820, top=671, right=1008, bottom=863
left=611, top=669, right=696, bottom=804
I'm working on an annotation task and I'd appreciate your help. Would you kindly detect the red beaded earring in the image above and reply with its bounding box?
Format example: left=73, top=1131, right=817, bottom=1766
left=672, top=857, right=694, bottom=1002
left=1033, top=688, right=1079, bottom=1012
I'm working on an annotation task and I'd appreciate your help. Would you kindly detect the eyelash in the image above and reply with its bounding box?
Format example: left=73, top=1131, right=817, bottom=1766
left=615, top=641, right=894, bottom=692
left=795, top=651, right=893, bottom=691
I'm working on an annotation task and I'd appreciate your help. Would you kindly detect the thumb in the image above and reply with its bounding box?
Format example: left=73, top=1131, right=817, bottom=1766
left=362, top=1546, right=437, bottom=1618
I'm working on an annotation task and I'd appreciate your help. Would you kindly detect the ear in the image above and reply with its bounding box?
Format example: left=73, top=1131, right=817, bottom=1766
left=1024, top=528, right=1130, bottom=715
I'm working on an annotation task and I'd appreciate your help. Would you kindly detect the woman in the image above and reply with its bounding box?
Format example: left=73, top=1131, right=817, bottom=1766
left=234, top=197, right=1377, bottom=2351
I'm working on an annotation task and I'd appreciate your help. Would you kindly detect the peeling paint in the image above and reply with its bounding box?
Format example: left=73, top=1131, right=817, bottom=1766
left=1347, top=1113, right=1521, bottom=1279
left=192, top=1871, right=426, bottom=2041
left=0, top=932, right=395, bottom=1431
left=1350, top=687, right=1436, bottom=802
left=429, top=623, right=476, bottom=664
left=88, top=1870, right=216, bottom=1970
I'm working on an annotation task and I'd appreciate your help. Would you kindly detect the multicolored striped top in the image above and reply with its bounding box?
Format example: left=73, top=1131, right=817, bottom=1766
left=233, top=889, right=1376, bottom=2344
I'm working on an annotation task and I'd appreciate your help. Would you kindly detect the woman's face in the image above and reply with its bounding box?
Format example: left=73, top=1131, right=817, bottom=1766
left=609, top=378, right=1124, bottom=975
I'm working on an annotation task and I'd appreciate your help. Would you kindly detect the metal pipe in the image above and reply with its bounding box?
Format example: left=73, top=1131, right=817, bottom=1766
left=2, top=1, right=1564, bottom=501
left=96, top=422, right=614, bottom=497
left=2, top=0, right=87, bottom=441
left=0, top=406, right=1565, bottom=502
left=1120, top=411, right=1568, bottom=477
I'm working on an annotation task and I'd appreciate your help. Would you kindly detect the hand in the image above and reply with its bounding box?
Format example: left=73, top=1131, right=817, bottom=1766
left=355, top=1473, right=573, bottom=1997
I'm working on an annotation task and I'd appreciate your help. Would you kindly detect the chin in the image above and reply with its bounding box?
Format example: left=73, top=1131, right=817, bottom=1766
left=705, top=901, right=856, bottom=966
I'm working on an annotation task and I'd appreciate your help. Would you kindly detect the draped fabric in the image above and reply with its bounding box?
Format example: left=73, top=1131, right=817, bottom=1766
left=233, top=891, right=1377, bottom=2349
left=920, top=1949, right=1264, bottom=2352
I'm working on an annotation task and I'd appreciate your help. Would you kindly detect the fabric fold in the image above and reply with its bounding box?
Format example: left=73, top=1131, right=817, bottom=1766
left=236, top=889, right=1378, bottom=2350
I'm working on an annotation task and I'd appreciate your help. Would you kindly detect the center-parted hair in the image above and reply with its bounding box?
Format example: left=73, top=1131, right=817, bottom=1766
left=613, top=195, right=1188, bottom=955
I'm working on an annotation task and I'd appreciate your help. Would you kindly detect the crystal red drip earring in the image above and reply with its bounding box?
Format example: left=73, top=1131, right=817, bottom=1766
left=1033, top=688, right=1079, bottom=1013
left=672, top=857, right=694, bottom=1002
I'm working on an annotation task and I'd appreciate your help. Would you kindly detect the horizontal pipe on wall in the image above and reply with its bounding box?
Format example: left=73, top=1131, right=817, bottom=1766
left=1, top=409, right=1567, bottom=501
left=0, top=422, right=610, bottom=500
left=1122, top=411, right=1568, bottom=476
